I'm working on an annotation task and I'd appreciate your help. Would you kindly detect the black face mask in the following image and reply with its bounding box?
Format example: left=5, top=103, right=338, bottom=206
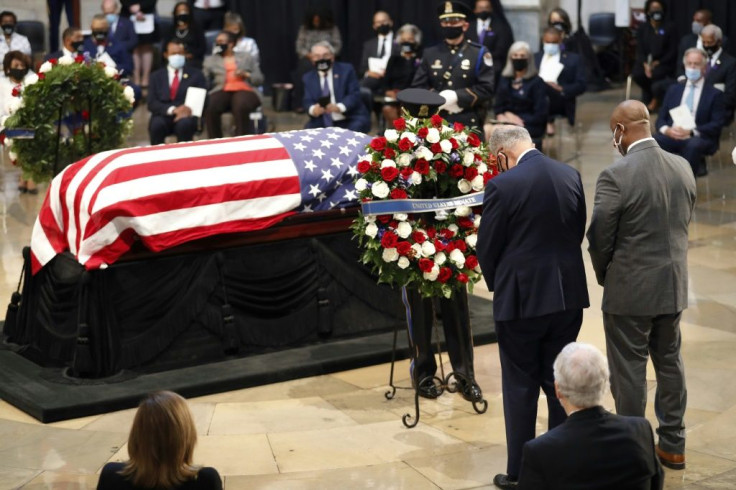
left=71, top=40, right=84, bottom=52
left=1, top=24, right=14, bottom=36
left=648, top=11, right=664, bottom=22
left=8, top=67, right=28, bottom=81
left=214, top=43, right=229, bottom=56
left=704, top=44, right=719, bottom=57
left=316, top=58, right=332, bottom=72
left=512, top=58, right=528, bottom=71
left=175, top=13, right=191, bottom=24
left=400, top=42, right=417, bottom=55
left=376, top=24, right=391, bottom=35
left=551, top=21, right=567, bottom=33
left=477, top=11, right=491, bottom=21
left=92, top=31, right=107, bottom=42
left=442, top=25, right=464, bottom=40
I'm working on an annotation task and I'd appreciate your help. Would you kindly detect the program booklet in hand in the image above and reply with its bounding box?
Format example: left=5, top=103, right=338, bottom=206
left=184, top=87, right=207, bottom=118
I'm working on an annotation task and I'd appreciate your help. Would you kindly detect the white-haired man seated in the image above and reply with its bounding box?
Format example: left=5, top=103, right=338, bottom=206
left=517, top=343, right=664, bottom=490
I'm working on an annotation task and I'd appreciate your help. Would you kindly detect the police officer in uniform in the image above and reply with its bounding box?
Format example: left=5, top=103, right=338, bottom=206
left=412, top=1, right=495, bottom=131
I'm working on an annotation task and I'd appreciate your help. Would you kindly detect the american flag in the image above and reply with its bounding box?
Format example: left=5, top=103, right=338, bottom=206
left=30, top=127, right=371, bottom=274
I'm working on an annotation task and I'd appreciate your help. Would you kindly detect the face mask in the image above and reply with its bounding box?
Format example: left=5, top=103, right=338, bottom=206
left=8, top=67, right=28, bottom=81
left=612, top=124, right=626, bottom=156
left=649, top=11, right=664, bottom=22
left=316, top=58, right=332, bottom=72
left=704, top=44, right=719, bottom=57
left=685, top=67, right=702, bottom=82
left=692, top=21, right=704, bottom=36
left=175, top=14, right=191, bottom=24
left=376, top=24, right=391, bottom=35
left=551, top=21, right=567, bottom=33
left=477, top=11, right=491, bottom=21
left=441, top=25, right=464, bottom=40
left=71, top=40, right=84, bottom=52
left=105, top=13, right=118, bottom=25
left=214, top=43, right=228, bottom=56
left=543, top=43, right=560, bottom=56
left=400, top=42, right=417, bottom=55
left=1, top=24, right=14, bottom=36
left=512, top=58, right=528, bottom=71
left=168, top=53, right=186, bottom=70
left=92, top=31, right=107, bottom=42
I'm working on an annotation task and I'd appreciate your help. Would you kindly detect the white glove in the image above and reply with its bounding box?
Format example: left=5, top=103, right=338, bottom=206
left=438, top=90, right=462, bottom=114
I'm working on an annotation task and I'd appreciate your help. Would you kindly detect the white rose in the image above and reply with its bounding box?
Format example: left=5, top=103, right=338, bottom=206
left=58, top=55, right=74, bottom=66
left=24, top=73, right=39, bottom=86
left=384, top=129, right=399, bottom=143
left=410, top=172, right=422, bottom=185
left=0, top=115, right=8, bottom=127
left=8, top=150, right=17, bottom=161
left=393, top=213, right=408, bottom=221
left=365, top=222, right=378, bottom=238
left=455, top=132, right=468, bottom=142
left=478, top=163, right=488, bottom=174
left=396, top=153, right=413, bottom=166
left=371, top=181, right=390, bottom=198
left=415, top=145, right=433, bottom=161
left=411, top=243, right=423, bottom=256
left=471, top=175, right=485, bottom=191
left=435, top=251, right=447, bottom=265
left=381, top=159, right=396, bottom=168
left=442, top=125, right=453, bottom=134
left=426, top=128, right=440, bottom=143
left=355, top=178, right=368, bottom=191
left=104, top=66, right=118, bottom=78
left=364, top=214, right=377, bottom=223
left=423, top=264, right=440, bottom=281
left=439, top=139, right=452, bottom=153
left=474, top=215, right=482, bottom=228
left=4, top=137, right=12, bottom=147
left=6, top=98, right=22, bottom=114
left=421, top=241, right=436, bottom=257
left=382, top=247, right=399, bottom=262
left=450, top=248, right=466, bottom=266
left=448, top=224, right=459, bottom=233
left=400, top=131, right=417, bottom=144
left=398, top=256, right=411, bottom=269
left=123, top=85, right=135, bottom=104
left=397, top=221, right=412, bottom=238
left=463, top=151, right=475, bottom=166
left=39, top=61, right=53, bottom=74
left=466, top=234, right=478, bottom=249
left=454, top=206, right=472, bottom=217
left=457, top=179, right=472, bottom=193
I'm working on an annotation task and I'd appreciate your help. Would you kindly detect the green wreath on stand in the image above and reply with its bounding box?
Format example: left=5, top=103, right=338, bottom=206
left=1, top=54, right=135, bottom=183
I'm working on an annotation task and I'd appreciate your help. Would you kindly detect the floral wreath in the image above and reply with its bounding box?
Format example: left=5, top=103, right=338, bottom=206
left=352, top=114, right=498, bottom=299
left=0, top=54, right=135, bottom=182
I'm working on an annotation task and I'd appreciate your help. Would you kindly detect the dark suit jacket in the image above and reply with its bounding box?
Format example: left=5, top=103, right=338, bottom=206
left=493, top=76, right=549, bottom=139
left=110, top=16, right=138, bottom=53
left=635, top=22, right=679, bottom=80
left=359, top=36, right=400, bottom=77
left=677, top=33, right=729, bottom=73
left=705, top=50, right=736, bottom=121
left=83, top=38, right=133, bottom=77
left=302, top=62, right=370, bottom=130
left=534, top=50, right=586, bottom=123
left=98, top=462, right=222, bottom=489
left=476, top=149, right=589, bottom=322
left=147, top=65, right=207, bottom=117
left=518, top=406, right=663, bottom=490
left=465, top=15, right=514, bottom=72
left=656, top=80, right=727, bottom=144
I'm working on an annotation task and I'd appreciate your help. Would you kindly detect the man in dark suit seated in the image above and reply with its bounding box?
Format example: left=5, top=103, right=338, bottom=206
left=147, top=40, right=207, bottom=145
left=44, top=26, right=84, bottom=60
left=83, top=14, right=133, bottom=77
left=655, top=47, right=727, bottom=177
left=676, top=9, right=726, bottom=65
left=701, top=25, right=736, bottom=123
left=518, top=342, right=664, bottom=490
left=535, top=27, right=586, bottom=136
left=101, top=0, right=137, bottom=54
left=359, top=11, right=398, bottom=93
left=465, top=0, right=514, bottom=86
left=303, top=41, right=371, bottom=133
left=477, top=125, right=589, bottom=490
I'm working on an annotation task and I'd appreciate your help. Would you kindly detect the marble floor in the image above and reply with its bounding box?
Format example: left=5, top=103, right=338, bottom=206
left=2, top=89, right=736, bottom=489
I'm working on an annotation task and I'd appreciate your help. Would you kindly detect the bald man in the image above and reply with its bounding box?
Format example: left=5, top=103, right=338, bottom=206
left=587, top=100, right=696, bottom=472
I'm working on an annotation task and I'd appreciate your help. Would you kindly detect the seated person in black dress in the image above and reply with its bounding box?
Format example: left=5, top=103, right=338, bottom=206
left=97, top=391, right=222, bottom=489
left=488, top=41, right=549, bottom=146
left=162, top=2, right=207, bottom=69
left=381, top=24, right=423, bottom=128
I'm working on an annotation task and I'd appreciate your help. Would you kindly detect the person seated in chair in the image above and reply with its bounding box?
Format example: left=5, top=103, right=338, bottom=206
left=44, top=26, right=84, bottom=60
left=83, top=14, right=133, bottom=77
left=535, top=27, right=586, bottom=136
left=148, top=40, right=207, bottom=145
left=203, top=31, right=263, bottom=139
left=654, top=48, right=727, bottom=177
left=465, top=0, right=514, bottom=87
left=0, top=11, right=31, bottom=60
left=517, top=343, right=663, bottom=490
left=303, top=41, right=370, bottom=133
left=380, top=24, right=422, bottom=129
left=359, top=11, right=398, bottom=94
left=701, top=25, right=736, bottom=123
left=101, top=0, right=137, bottom=55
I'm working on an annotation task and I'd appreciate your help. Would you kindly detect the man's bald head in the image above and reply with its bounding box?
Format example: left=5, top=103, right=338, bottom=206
left=610, top=100, right=651, bottom=155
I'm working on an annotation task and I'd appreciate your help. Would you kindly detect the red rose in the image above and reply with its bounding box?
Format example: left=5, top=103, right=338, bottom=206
left=370, top=137, right=387, bottom=151
left=450, top=138, right=459, bottom=150
left=467, top=132, right=481, bottom=147
left=418, top=258, right=435, bottom=272
left=458, top=217, right=474, bottom=229
left=417, top=127, right=429, bottom=139
left=475, top=153, right=483, bottom=161
left=483, top=171, right=495, bottom=184
left=49, top=58, right=58, bottom=65
left=381, top=166, right=399, bottom=181
left=464, top=167, right=478, bottom=180
left=426, top=227, right=437, bottom=239
left=393, top=118, right=406, bottom=131
left=441, top=228, right=455, bottom=239
left=430, top=142, right=442, bottom=154
left=398, top=137, right=413, bottom=152
left=466, top=255, right=479, bottom=269
left=389, top=220, right=399, bottom=229
left=430, top=114, right=443, bottom=127
left=381, top=231, right=399, bottom=248
left=445, top=241, right=455, bottom=252
left=453, top=240, right=467, bottom=252
left=384, top=147, right=396, bottom=159
left=438, top=267, right=453, bottom=283
left=434, top=161, right=447, bottom=174
left=449, top=164, right=464, bottom=177
left=453, top=122, right=465, bottom=132
left=357, top=160, right=371, bottom=173
left=396, top=241, right=412, bottom=255
left=400, top=167, right=413, bottom=179
left=38, top=73, right=45, bottom=80
left=81, top=110, right=90, bottom=121
left=11, top=86, right=19, bottom=97
left=411, top=231, right=426, bottom=244
left=456, top=273, right=469, bottom=283
left=390, top=188, right=407, bottom=199
left=434, top=239, right=446, bottom=252
left=378, top=215, right=391, bottom=223
left=75, top=54, right=85, bottom=63
left=414, top=159, right=430, bottom=175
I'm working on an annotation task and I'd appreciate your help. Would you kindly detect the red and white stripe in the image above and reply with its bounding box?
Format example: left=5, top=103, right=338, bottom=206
left=30, top=135, right=302, bottom=274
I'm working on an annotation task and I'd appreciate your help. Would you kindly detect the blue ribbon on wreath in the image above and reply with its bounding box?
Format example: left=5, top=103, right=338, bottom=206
left=360, top=191, right=484, bottom=216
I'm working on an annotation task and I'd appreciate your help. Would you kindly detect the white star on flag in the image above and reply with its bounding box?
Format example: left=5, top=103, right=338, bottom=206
left=280, top=133, right=294, bottom=138
left=329, top=201, right=337, bottom=209
left=320, top=140, right=333, bottom=149
left=339, top=147, right=351, bottom=156
left=308, top=184, right=321, bottom=197
left=293, top=142, right=306, bottom=151
left=312, top=148, right=326, bottom=159
left=330, top=157, right=343, bottom=168
left=321, top=168, right=334, bottom=181
left=327, top=132, right=340, bottom=140
left=303, top=160, right=316, bottom=171
left=346, top=138, right=359, bottom=146
left=346, top=165, right=358, bottom=177
left=317, top=193, right=326, bottom=202
left=343, top=189, right=357, bottom=200
left=302, top=204, right=313, bottom=212
left=301, top=135, right=314, bottom=142
left=333, top=180, right=342, bottom=189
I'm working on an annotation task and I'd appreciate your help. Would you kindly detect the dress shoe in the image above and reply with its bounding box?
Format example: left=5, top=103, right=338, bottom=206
left=457, top=379, right=483, bottom=402
left=416, top=381, right=440, bottom=399
left=493, top=473, right=518, bottom=489
left=656, top=445, right=685, bottom=470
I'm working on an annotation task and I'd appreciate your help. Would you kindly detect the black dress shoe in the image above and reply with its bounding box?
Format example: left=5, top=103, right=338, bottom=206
left=493, top=473, right=518, bottom=489
left=457, top=379, right=483, bottom=402
left=417, top=381, right=440, bottom=399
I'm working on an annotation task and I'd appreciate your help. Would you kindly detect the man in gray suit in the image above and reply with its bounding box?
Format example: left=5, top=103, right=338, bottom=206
left=587, top=100, right=696, bottom=471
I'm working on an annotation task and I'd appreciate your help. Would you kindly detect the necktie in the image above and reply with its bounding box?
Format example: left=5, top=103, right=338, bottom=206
left=170, top=70, right=180, bottom=101
left=378, top=38, right=386, bottom=57
left=685, top=83, right=695, bottom=114
left=321, top=75, right=332, bottom=126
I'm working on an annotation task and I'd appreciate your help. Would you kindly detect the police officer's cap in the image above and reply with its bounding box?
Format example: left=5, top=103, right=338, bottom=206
left=397, top=88, right=446, bottom=119
left=437, top=1, right=471, bottom=20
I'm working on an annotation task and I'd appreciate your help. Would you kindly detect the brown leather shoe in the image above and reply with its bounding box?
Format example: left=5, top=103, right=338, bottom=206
left=656, top=445, right=685, bottom=470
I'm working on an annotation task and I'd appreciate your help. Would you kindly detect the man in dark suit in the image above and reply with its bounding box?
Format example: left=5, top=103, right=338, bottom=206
left=701, top=25, right=736, bottom=122
left=303, top=41, right=371, bottom=133
left=101, top=0, right=137, bottom=54
left=147, top=40, right=207, bottom=145
left=588, top=100, right=696, bottom=472
left=535, top=27, right=586, bottom=134
left=477, top=126, right=589, bottom=489
left=654, top=48, right=727, bottom=177
left=44, top=26, right=83, bottom=61
left=518, top=343, right=664, bottom=490
left=359, top=11, right=398, bottom=91
left=676, top=9, right=721, bottom=67
left=83, top=14, right=133, bottom=77
left=465, top=0, right=514, bottom=86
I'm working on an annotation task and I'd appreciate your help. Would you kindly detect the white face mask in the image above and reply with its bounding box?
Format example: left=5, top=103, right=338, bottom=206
left=612, top=124, right=626, bottom=156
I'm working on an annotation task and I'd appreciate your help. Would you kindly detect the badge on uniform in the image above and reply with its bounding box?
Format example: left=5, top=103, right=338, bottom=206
left=431, top=59, right=443, bottom=69
left=461, top=59, right=471, bottom=70
left=483, top=52, right=493, bottom=67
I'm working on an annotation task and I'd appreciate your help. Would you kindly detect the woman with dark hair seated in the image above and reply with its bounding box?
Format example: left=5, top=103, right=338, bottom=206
left=488, top=41, right=549, bottom=146
left=381, top=24, right=422, bottom=128
left=97, top=391, right=221, bottom=490
left=162, top=2, right=207, bottom=69
left=548, top=7, right=577, bottom=54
